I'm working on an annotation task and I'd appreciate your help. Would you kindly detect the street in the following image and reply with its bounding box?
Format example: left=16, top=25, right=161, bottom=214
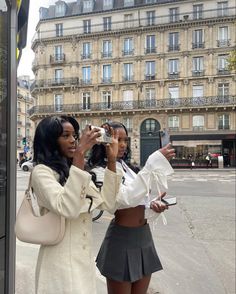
left=15, top=168, right=235, bottom=294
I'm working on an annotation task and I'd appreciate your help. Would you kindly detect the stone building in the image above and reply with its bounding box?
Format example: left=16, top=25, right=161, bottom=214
left=30, top=0, right=236, bottom=166
left=17, top=75, right=35, bottom=160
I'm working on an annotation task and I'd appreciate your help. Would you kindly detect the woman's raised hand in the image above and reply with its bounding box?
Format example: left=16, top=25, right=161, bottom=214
left=73, top=125, right=101, bottom=169
left=159, top=143, right=175, bottom=161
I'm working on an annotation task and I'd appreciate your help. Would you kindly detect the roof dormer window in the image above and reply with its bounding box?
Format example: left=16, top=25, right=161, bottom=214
left=83, top=0, right=94, bottom=13
left=104, top=0, right=113, bottom=10
left=55, top=1, right=66, bottom=17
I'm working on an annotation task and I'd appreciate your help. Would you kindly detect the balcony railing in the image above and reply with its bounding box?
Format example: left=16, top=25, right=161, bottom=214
left=192, top=70, right=205, bottom=77
left=217, top=69, right=230, bottom=75
left=122, top=75, right=134, bottom=82
left=28, top=95, right=235, bottom=117
left=168, top=72, right=179, bottom=79
left=122, top=49, right=134, bottom=56
left=145, top=47, right=157, bottom=54
left=81, top=53, right=92, bottom=59
left=102, top=77, right=112, bottom=83
left=31, top=78, right=80, bottom=91
left=192, top=126, right=204, bottom=131
left=50, top=54, right=66, bottom=64
left=145, top=74, right=156, bottom=81
left=32, top=7, right=236, bottom=44
left=168, top=45, right=180, bottom=51
left=192, top=42, right=205, bottom=49
left=217, top=39, right=230, bottom=47
left=101, top=52, right=112, bottom=58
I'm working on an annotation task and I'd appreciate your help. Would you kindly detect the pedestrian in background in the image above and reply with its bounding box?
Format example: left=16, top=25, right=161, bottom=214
left=31, top=115, right=123, bottom=294
left=88, top=121, right=175, bottom=294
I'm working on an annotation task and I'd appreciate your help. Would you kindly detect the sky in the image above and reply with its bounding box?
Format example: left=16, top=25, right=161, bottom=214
left=17, top=0, right=74, bottom=78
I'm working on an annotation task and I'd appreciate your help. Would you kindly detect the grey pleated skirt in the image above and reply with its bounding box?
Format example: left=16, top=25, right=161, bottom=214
left=96, top=219, right=163, bottom=282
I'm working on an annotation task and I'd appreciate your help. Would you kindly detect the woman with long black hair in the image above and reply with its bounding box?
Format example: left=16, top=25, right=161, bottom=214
left=31, top=115, right=122, bottom=294
left=88, top=121, right=175, bottom=294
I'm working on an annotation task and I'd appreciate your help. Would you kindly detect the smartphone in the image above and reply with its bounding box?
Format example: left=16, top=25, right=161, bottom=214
left=161, top=197, right=177, bottom=206
left=90, top=126, right=112, bottom=144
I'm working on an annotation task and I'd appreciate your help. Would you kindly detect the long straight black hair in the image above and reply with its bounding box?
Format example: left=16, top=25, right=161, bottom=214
left=33, top=116, right=79, bottom=185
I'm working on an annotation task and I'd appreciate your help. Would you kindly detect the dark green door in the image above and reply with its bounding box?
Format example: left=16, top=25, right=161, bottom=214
left=140, top=119, right=161, bottom=166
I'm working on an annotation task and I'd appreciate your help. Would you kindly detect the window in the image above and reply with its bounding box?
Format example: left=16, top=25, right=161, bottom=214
left=168, top=86, right=179, bottom=105
left=192, top=85, right=204, bottom=105
left=123, top=90, right=133, bottom=109
left=54, top=69, right=63, bottom=83
left=123, top=63, right=133, bottom=81
left=54, top=45, right=63, bottom=61
left=192, top=56, right=204, bottom=76
left=168, top=116, right=179, bottom=129
left=103, top=0, right=113, bottom=10
left=123, top=117, right=133, bottom=132
left=218, top=55, right=229, bottom=72
left=54, top=94, right=63, bottom=112
left=145, top=88, right=156, bottom=107
left=169, top=7, right=179, bottom=22
left=102, top=91, right=112, bottom=109
left=55, top=23, right=63, bottom=37
left=82, top=92, right=91, bottom=110
left=124, top=14, right=133, bottom=28
left=82, top=42, right=91, bottom=59
left=83, top=0, right=93, bottom=13
left=102, top=40, right=112, bottom=58
left=123, top=38, right=133, bottom=56
left=147, top=11, right=155, bottom=26
left=193, top=4, right=203, bottom=20
left=146, top=35, right=156, bottom=53
left=103, top=17, right=111, bottom=31
left=218, top=26, right=229, bottom=47
left=218, top=83, right=229, bottom=102
left=102, top=64, right=112, bottom=83
left=217, top=1, right=228, bottom=17
left=82, top=66, right=91, bottom=84
left=124, top=0, right=134, bottom=7
left=169, top=32, right=179, bottom=51
left=192, top=29, right=204, bottom=49
left=193, top=115, right=204, bottom=131
left=145, top=61, right=155, bottom=80
left=168, top=59, right=179, bottom=75
left=55, top=3, right=66, bottom=17
left=83, top=20, right=91, bottom=34
left=218, top=114, right=229, bottom=130
left=17, top=128, right=21, bottom=135
left=144, top=119, right=157, bottom=132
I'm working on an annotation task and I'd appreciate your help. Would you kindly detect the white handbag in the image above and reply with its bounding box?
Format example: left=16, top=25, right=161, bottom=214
left=15, top=172, right=65, bottom=246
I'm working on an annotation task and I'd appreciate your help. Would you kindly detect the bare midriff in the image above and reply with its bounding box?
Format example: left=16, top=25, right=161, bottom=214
left=114, top=205, right=146, bottom=227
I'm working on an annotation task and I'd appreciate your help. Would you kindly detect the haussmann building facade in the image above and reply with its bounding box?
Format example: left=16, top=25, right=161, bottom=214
left=30, top=0, right=236, bottom=167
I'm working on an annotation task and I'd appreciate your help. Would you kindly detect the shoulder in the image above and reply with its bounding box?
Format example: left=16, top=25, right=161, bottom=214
left=32, top=164, right=59, bottom=181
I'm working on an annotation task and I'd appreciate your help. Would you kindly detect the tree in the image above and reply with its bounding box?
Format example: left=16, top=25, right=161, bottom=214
left=227, top=50, right=236, bottom=71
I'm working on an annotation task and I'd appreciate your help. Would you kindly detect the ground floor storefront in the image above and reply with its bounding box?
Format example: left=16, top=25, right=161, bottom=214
left=170, top=133, right=236, bottom=168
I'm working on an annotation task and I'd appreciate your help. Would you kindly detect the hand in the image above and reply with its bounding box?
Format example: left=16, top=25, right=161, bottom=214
left=150, top=192, right=168, bottom=213
left=73, top=125, right=101, bottom=169
left=159, top=143, right=175, bottom=161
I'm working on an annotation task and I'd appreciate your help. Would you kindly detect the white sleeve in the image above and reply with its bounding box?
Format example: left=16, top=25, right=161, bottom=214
left=115, top=150, right=174, bottom=210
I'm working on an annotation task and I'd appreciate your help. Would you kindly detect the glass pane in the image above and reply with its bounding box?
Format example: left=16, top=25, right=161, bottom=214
left=0, top=1, right=8, bottom=292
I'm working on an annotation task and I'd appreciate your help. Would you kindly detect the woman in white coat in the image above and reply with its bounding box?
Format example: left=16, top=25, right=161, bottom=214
left=31, top=116, right=123, bottom=294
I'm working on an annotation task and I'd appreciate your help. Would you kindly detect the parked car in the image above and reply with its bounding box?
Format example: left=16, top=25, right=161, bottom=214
left=21, top=160, right=33, bottom=172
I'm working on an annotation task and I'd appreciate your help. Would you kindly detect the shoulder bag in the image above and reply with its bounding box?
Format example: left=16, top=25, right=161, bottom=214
left=15, top=171, right=65, bottom=246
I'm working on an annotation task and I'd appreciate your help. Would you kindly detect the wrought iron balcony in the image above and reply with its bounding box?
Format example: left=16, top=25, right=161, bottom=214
left=50, top=54, right=66, bottom=64
left=217, top=69, right=230, bottom=75
left=192, top=42, right=205, bottom=49
left=192, top=126, right=204, bottom=132
left=81, top=53, right=92, bottom=59
left=122, top=49, right=134, bottom=56
left=168, top=45, right=180, bottom=52
left=102, top=77, right=112, bottom=83
left=168, top=72, right=179, bottom=79
left=32, top=7, right=236, bottom=44
left=217, top=39, right=230, bottom=47
left=145, top=47, right=157, bottom=54
left=145, top=74, right=156, bottom=81
left=122, top=75, right=134, bottom=82
left=101, top=52, right=112, bottom=58
left=28, top=95, right=236, bottom=117
left=30, top=78, right=80, bottom=91
left=192, top=70, right=205, bottom=77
